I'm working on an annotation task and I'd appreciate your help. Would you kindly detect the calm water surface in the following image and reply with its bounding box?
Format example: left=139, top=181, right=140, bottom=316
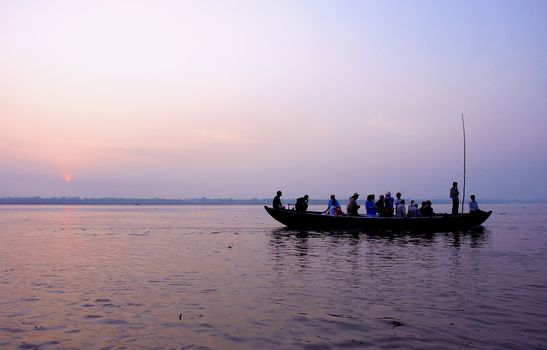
left=1, top=204, right=546, bottom=349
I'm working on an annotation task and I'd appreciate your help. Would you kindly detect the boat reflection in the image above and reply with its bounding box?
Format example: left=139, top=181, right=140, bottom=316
left=267, top=227, right=492, bottom=288
left=268, top=226, right=491, bottom=258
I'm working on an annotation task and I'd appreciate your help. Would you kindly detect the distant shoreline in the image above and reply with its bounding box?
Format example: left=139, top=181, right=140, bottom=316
left=1, top=197, right=545, bottom=205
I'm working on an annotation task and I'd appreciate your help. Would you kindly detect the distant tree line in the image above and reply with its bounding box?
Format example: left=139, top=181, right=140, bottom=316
left=0, top=197, right=271, bottom=205
left=0, top=196, right=527, bottom=205
left=0, top=196, right=343, bottom=205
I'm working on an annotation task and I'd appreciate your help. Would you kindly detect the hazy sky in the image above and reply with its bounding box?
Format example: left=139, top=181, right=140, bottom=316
left=1, top=0, right=546, bottom=200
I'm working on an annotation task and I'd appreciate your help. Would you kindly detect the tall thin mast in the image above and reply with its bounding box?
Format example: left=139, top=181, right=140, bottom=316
left=461, top=113, right=466, bottom=214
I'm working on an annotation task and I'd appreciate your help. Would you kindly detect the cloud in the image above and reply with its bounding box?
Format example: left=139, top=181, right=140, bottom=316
left=188, top=128, right=253, bottom=144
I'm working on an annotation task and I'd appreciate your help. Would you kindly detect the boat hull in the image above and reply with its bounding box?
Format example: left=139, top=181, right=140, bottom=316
left=264, top=206, right=492, bottom=231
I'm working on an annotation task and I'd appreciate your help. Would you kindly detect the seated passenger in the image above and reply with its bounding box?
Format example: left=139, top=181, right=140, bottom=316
left=396, top=199, right=406, bottom=217
left=272, top=191, right=284, bottom=209
left=407, top=200, right=415, bottom=216
left=324, top=194, right=341, bottom=214
left=329, top=205, right=345, bottom=216
left=469, top=194, right=483, bottom=213
left=375, top=194, right=385, bottom=217
left=365, top=194, right=377, bottom=217
left=384, top=192, right=394, bottom=217
left=415, top=203, right=421, bottom=216
left=407, top=200, right=421, bottom=217
left=295, top=194, right=309, bottom=212
left=421, top=200, right=436, bottom=216
left=419, top=201, right=426, bottom=216
left=347, top=193, right=361, bottom=216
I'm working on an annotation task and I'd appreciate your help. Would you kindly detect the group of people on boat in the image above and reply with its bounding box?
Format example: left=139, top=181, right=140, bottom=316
left=322, top=192, right=441, bottom=217
left=272, top=183, right=483, bottom=217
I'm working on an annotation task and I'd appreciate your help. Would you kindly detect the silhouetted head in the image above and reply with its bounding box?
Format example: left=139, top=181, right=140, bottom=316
left=277, top=191, right=282, bottom=196
left=304, top=195, right=309, bottom=200
left=330, top=194, right=336, bottom=200
left=470, top=194, right=476, bottom=200
left=379, top=194, right=385, bottom=200
left=396, top=192, right=401, bottom=198
left=410, top=200, right=415, bottom=205
left=352, top=193, right=359, bottom=199
left=426, top=200, right=432, bottom=206
left=453, top=182, right=458, bottom=187
left=400, top=199, right=405, bottom=205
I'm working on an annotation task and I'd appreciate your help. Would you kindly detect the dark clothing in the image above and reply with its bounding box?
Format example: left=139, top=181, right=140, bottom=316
left=375, top=199, right=385, bottom=217
left=452, top=197, right=459, bottom=215
left=384, top=196, right=394, bottom=217
left=347, top=198, right=360, bottom=216
left=450, top=186, right=460, bottom=215
left=273, top=195, right=282, bottom=209
left=295, top=197, right=308, bottom=212
left=422, top=206, right=435, bottom=217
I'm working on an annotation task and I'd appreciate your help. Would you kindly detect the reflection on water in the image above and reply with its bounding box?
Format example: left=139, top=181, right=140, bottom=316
left=265, top=227, right=506, bottom=349
left=269, top=226, right=489, bottom=252
left=0, top=204, right=546, bottom=349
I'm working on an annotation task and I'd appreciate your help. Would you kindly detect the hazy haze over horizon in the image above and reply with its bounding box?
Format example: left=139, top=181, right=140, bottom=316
left=1, top=0, right=546, bottom=200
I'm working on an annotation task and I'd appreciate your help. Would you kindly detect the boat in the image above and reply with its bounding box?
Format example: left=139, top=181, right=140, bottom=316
left=264, top=206, right=492, bottom=231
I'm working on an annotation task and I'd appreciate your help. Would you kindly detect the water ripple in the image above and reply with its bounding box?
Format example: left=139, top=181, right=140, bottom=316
left=0, top=204, right=546, bottom=349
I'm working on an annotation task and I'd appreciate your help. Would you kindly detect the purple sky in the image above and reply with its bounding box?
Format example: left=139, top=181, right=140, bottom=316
left=1, top=0, right=546, bottom=200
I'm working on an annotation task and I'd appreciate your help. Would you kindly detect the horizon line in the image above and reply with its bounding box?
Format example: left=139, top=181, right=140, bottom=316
left=0, top=196, right=546, bottom=205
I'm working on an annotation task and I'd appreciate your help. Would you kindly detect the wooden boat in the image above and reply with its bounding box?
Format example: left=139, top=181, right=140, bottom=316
left=264, top=206, right=492, bottom=231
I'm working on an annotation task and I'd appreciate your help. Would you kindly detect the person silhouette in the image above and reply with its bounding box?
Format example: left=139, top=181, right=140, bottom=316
left=272, top=191, right=284, bottom=209
left=295, top=194, right=309, bottom=212
left=450, top=182, right=460, bottom=215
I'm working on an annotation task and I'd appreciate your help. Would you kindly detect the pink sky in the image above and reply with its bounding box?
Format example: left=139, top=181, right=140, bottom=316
left=1, top=1, right=546, bottom=200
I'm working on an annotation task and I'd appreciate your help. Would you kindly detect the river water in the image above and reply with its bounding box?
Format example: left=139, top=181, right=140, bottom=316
left=0, top=204, right=546, bottom=349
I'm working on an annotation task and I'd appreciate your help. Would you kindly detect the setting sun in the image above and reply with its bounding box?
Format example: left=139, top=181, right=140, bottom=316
left=64, top=175, right=73, bottom=183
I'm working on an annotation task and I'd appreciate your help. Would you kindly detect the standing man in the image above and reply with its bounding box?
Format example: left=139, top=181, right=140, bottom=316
left=450, top=182, right=460, bottom=215
left=273, top=191, right=284, bottom=209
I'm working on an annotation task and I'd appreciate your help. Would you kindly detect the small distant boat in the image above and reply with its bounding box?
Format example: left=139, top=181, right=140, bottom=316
left=264, top=206, right=492, bottom=231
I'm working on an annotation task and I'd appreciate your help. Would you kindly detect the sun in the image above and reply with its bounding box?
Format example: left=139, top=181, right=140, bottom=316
left=64, top=175, right=73, bottom=183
